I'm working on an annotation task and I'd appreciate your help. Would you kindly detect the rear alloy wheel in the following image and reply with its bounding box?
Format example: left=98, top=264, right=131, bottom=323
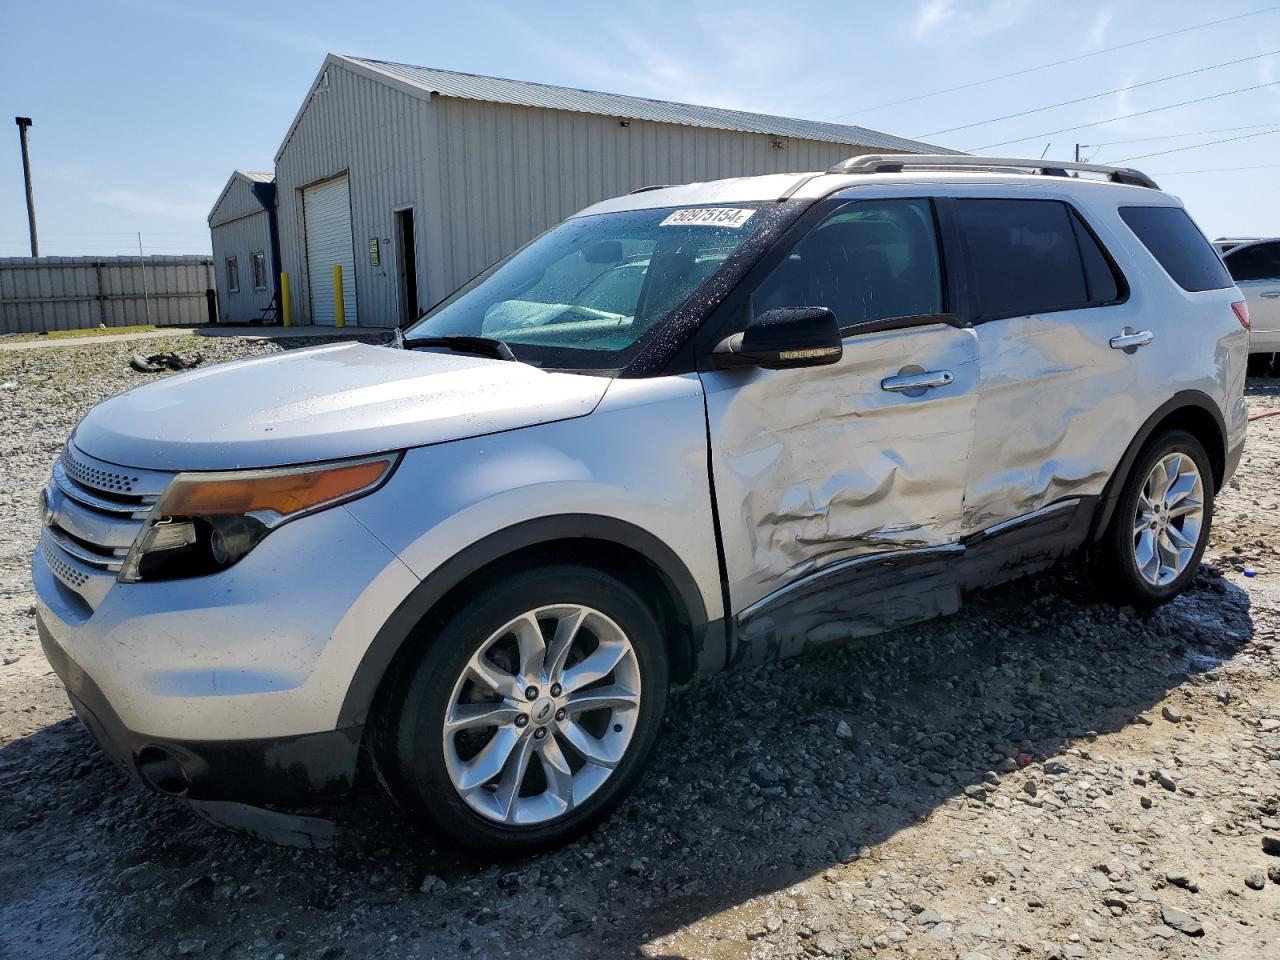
left=1094, top=429, right=1214, bottom=609
left=1131, top=452, right=1205, bottom=588
left=379, top=565, right=668, bottom=856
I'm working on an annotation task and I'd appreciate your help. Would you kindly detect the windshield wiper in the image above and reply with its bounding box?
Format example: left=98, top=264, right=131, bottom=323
left=403, top=335, right=517, bottom=362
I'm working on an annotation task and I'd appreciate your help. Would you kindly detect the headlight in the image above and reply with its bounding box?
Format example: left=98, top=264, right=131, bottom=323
left=119, top=453, right=399, bottom=582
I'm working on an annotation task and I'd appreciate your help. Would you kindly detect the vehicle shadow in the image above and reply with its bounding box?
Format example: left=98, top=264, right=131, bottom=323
left=0, top=563, right=1255, bottom=960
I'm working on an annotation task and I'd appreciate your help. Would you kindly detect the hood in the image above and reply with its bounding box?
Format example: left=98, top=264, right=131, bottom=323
left=72, top=342, right=611, bottom=470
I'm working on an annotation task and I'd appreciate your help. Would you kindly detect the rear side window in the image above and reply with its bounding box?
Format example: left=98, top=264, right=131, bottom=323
left=1223, top=241, right=1280, bottom=282
left=1118, top=206, right=1232, bottom=292
left=955, top=198, right=1120, bottom=320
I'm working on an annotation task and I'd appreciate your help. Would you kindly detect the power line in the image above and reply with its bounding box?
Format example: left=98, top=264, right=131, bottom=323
left=823, top=4, right=1280, bottom=120
left=1079, top=122, right=1280, bottom=147
left=1111, top=127, right=1280, bottom=162
left=969, top=79, right=1280, bottom=151
left=917, top=49, right=1280, bottom=138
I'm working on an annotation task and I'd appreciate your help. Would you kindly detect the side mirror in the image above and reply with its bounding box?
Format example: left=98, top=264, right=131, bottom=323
left=712, top=307, right=842, bottom=370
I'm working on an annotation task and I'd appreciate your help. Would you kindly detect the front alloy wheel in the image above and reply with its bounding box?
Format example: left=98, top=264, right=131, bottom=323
left=377, top=565, right=668, bottom=856
left=443, top=604, right=642, bottom=825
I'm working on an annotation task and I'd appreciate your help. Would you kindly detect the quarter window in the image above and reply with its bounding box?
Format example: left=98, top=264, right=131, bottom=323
left=1223, top=241, right=1280, bottom=282
left=224, top=257, right=239, bottom=294
left=1118, top=206, right=1232, bottom=292
left=752, top=198, right=943, bottom=329
left=251, top=251, right=268, bottom=290
left=954, top=199, right=1106, bottom=320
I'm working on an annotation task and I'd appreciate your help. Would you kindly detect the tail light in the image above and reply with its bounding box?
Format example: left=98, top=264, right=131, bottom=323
left=1233, top=300, right=1251, bottom=329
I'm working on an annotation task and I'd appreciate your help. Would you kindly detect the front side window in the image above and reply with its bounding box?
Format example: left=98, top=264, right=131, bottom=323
left=1223, top=241, right=1280, bottom=282
left=954, top=198, right=1092, bottom=320
left=1118, top=206, right=1232, bottom=293
left=407, top=204, right=773, bottom=370
left=251, top=251, right=268, bottom=290
left=225, top=257, right=239, bottom=294
left=752, top=198, right=943, bottom=329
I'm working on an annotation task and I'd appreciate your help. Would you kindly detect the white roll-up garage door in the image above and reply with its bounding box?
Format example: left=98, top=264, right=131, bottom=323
left=303, top=175, right=358, bottom=326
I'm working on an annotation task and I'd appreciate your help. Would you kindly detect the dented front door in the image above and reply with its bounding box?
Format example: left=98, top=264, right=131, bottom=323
left=701, top=323, right=979, bottom=615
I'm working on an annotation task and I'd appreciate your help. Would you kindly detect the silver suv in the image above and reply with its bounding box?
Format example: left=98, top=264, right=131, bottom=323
left=34, top=156, right=1248, bottom=856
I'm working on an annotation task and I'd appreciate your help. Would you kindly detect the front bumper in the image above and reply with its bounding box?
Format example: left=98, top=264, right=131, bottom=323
left=40, top=617, right=361, bottom=806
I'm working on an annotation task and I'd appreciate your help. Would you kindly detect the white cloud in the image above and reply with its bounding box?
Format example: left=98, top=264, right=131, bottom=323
left=1087, top=11, right=1113, bottom=49
left=95, top=186, right=218, bottom=221
left=913, top=0, right=1032, bottom=39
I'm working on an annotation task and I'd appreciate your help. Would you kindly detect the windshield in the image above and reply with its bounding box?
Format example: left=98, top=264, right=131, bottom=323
left=405, top=204, right=770, bottom=370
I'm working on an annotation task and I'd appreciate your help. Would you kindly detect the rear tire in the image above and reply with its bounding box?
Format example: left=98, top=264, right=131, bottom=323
left=374, top=564, right=669, bottom=858
left=1092, top=429, right=1214, bottom=610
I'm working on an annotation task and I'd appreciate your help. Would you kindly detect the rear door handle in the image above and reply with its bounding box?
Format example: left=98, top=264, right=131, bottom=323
left=1109, top=330, right=1154, bottom=350
left=1261, top=292, right=1280, bottom=299
left=881, top=370, right=954, bottom=393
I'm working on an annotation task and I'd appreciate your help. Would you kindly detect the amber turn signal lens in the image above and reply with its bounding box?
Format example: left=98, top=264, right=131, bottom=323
left=158, top=457, right=395, bottom=519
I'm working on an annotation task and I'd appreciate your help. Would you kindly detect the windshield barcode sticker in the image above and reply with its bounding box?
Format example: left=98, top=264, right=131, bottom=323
left=660, top=208, right=756, bottom=228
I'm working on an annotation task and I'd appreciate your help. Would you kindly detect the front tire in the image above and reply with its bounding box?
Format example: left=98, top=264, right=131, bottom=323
left=1093, top=429, right=1214, bottom=609
left=376, top=564, right=669, bottom=857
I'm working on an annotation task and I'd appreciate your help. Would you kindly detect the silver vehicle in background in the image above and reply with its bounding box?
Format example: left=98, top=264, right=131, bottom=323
left=34, top=156, right=1247, bottom=856
left=1214, top=237, right=1280, bottom=372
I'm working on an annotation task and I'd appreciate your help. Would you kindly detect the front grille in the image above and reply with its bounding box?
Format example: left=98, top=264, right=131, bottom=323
left=60, top=448, right=142, bottom=495
left=41, top=532, right=89, bottom=587
left=41, top=445, right=172, bottom=593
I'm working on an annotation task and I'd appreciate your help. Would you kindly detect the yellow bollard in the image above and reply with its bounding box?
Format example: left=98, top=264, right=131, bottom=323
left=279, top=272, right=292, bottom=327
left=333, top=265, right=345, bottom=328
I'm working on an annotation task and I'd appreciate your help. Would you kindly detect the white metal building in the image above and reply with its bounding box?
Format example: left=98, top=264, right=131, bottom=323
left=239, top=54, right=955, bottom=327
left=208, top=170, right=277, bottom=324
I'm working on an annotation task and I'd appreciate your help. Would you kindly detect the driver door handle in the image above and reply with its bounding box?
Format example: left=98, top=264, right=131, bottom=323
left=881, top=370, right=954, bottom=392
left=1109, top=330, right=1154, bottom=350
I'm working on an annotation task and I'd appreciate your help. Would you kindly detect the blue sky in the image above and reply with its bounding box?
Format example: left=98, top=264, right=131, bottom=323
left=2, top=0, right=1278, bottom=257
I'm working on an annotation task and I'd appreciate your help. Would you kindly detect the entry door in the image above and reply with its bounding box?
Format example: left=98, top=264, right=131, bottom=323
left=952, top=197, right=1165, bottom=535
left=395, top=207, right=420, bottom=325
left=303, top=174, right=358, bottom=325
left=700, top=197, right=980, bottom=617
left=1223, top=241, right=1280, bottom=349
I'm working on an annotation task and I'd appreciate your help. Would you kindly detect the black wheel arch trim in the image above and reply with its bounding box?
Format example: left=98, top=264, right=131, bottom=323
left=1088, top=390, right=1227, bottom=542
left=339, top=514, right=713, bottom=729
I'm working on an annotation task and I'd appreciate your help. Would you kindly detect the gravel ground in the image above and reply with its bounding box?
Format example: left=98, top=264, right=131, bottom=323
left=1, top=336, right=1278, bottom=960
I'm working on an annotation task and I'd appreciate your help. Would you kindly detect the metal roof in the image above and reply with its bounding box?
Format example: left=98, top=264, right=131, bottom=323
left=238, top=170, right=274, bottom=183
left=344, top=56, right=960, bottom=154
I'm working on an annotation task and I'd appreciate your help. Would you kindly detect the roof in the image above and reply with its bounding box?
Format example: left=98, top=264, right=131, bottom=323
left=303, top=54, right=959, bottom=155
left=207, top=170, right=275, bottom=226
left=576, top=167, right=1168, bottom=218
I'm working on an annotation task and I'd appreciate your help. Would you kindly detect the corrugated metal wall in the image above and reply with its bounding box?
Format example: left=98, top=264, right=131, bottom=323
left=210, top=211, right=274, bottom=324
left=209, top=175, right=266, bottom=228
left=0, top=256, right=215, bottom=334
left=275, top=61, right=878, bottom=327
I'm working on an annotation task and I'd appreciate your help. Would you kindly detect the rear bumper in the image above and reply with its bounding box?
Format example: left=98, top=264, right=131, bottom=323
left=39, top=616, right=361, bottom=806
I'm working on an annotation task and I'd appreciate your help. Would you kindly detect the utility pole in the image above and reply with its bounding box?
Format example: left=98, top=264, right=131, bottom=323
left=137, top=232, right=153, bottom=326
left=1074, top=143, right=1081, bottom=163
left=14, top=117, right=38, bottom=257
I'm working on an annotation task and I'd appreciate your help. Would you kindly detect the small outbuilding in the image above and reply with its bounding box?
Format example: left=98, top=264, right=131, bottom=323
left=207, top=170, right=278, bottom=325
left=224, top=54, right=955, bottom=327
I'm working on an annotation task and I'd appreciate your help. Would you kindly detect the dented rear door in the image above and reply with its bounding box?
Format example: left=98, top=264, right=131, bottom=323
left=698, top=196, right=980, bottom=617
left=947, top=194, right=1165, bottom=536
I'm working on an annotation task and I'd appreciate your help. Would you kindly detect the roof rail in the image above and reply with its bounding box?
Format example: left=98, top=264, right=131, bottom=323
left=826, top=154, right=1160, bottom=190
left=629, top=183, right=677, bottom=194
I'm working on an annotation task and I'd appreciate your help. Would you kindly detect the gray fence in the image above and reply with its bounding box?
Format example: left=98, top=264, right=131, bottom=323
left=0, top=256, right=216, bottom=334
